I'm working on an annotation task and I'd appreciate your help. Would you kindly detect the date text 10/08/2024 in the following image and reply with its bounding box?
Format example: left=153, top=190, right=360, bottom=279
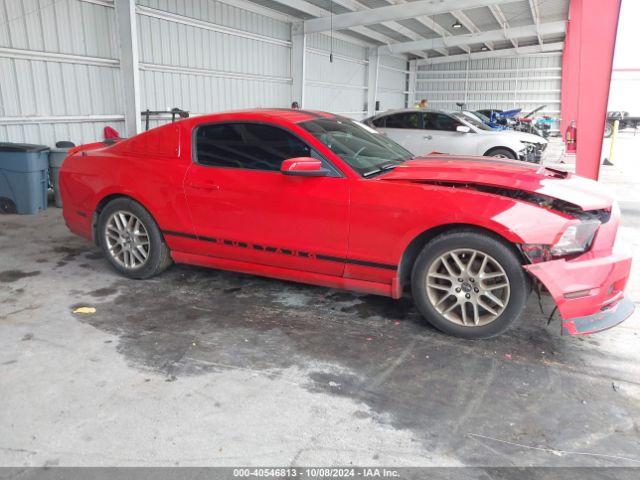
left=232, top=468, right=400, bottom=478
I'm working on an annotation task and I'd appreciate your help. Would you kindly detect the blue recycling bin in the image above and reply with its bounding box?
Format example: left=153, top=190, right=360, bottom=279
left=0, top=143, right=50, bottom=214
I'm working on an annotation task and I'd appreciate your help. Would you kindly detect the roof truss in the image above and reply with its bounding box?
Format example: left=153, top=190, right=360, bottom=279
left=381, top=21, right=565, bottom=55
left=256, top=0, right=567, bottom=60
left=303, top=0, right=520, bottom=34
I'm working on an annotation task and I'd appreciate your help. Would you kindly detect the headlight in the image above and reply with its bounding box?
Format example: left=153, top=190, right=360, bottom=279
left=550, top=220, right=600, bottom=256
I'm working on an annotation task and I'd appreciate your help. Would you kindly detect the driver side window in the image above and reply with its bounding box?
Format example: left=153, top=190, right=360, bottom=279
left=195, top=123, right=313, bottom=171
left=385, top=112, right=420, bottom=129
left=423, top=113, right=462, bottom=132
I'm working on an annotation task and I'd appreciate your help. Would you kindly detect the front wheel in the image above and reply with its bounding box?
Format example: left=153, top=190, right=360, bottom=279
left=604, top=122, right=613, bottom=138
left=485, top=148, right=516, bottom=159
left=98, top=198, right=172, bottom=279
left=411, top=231, right=530, bottom=339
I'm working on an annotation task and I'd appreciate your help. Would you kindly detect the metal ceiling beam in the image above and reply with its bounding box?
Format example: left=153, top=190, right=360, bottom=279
left=450, top=10, right=494, bottom=51
left=381, top=21, right=565, bottom=54
left=304, top=0, right=520, bottom=34
left=267, top=0, right=388, bottom=46
left=332, top=0, right=427, bottom=57
left=390, top=0, right=449, bottom=56
left=528, top=0, right=543, bottom=45
left=488, top=4, right=518, bottom=48
left=416, top=42, right=564, bottom=65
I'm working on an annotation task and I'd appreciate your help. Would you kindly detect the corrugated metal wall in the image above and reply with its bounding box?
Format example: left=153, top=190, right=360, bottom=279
left=137, top=0, right=292, bottom=129
left=0, top=0, right=123, bottom=146
left=377, top=54, right=408, bottom=113
left=0, top=0, right=408, bottom=144
left=415, top=54, right=562, bottom=121
left=304, top=33, right=369, bottom=119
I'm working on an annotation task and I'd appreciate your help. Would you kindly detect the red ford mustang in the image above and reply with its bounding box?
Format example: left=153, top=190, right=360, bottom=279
left=60, top=109, right=633, bottom=338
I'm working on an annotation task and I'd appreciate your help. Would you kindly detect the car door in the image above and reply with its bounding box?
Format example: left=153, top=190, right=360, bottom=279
left=422, top=112, right=476, bottom=155
left=375, top=112, right=427, bottom=155
left=183, top=121, right=349, bottom=277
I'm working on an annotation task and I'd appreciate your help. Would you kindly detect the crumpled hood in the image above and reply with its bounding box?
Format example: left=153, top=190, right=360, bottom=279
left=378, top=156, right=613, bottom=211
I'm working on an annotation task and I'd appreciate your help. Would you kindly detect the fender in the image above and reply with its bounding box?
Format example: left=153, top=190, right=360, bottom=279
left=390, top=186, right=575, bottom=263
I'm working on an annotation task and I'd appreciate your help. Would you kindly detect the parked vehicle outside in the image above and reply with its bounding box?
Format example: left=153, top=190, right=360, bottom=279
left=364, top=109, right=547, bottom=162
left=60, top=109, right=633, bottom=339
left=604, top=111, right=640, bottom=137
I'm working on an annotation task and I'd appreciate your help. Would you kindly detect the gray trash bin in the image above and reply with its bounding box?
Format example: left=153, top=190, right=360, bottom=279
left=49, top=142, right=75, bottom=208
left=0, top=143, right=49, bottom=214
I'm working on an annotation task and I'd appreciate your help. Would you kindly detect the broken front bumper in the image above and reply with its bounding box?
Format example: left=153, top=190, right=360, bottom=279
left=524, top=249, right=634, bottom=335
left=560, top=296, right=634, bottom=335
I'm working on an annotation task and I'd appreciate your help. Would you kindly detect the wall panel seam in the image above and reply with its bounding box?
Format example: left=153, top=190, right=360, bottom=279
left=139, top=62, right=292, bottom=84
left=0, top=47, right=119, bottom=67
left=136, top=5, right=291, bottom=47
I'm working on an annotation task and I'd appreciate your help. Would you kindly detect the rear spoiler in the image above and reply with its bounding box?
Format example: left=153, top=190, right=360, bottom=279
left=68, top=139, right=121, bottom=156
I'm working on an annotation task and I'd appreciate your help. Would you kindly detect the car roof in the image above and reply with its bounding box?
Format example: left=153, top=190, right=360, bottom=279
left=366, top=108, right=451, bottom=120
left=183, top=108, right=344, bottom=126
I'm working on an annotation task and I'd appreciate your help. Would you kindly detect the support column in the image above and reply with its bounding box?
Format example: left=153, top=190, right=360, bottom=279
left=366, top=47, right=379, bottom=116
left=408, top=59, right=417, bottom=108
left=115, top=0, right=141, bottom=137
left=291, top=22, right=306, bottom=108
left=559, top=1, right=581, bottom=145
left=560, top=0, right=621, bottom=180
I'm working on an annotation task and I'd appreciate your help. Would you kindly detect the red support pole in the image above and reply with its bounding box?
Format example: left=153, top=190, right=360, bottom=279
left=559, top=2, right=580, bottom=139
left=560, top=0, right=621, bottom=180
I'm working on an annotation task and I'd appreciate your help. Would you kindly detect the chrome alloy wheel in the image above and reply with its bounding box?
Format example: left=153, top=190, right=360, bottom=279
left=104, top=210, right=150, bottom=269
left=426, top=248, right=510, bottom=327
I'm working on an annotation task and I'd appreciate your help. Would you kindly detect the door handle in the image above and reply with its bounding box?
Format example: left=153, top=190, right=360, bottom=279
left=188, top=182, right=220, bottom=191
left=423, top=135, right=432, bottom=140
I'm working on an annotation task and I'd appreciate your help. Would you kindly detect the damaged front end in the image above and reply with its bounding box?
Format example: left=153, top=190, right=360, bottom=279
left=379, top=159, right=634, bottom=334
left=518, top=201, right=633, bottom=335
left=483, top=187, right=633, bottom=335
left=424, top=181, right=634, bottom=335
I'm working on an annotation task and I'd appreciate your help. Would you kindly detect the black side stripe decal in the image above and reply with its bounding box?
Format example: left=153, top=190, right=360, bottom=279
left=163, top=230, right=197, bottom=240
left=162, top=230, right=397, bottom=271
left=345, top=258, right=398, bottom=271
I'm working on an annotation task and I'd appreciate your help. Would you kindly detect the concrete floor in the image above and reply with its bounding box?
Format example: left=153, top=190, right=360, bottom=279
left=1, top=135, right=640, bottom=468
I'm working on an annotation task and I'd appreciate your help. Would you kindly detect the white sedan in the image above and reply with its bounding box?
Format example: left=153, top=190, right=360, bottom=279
left=364, top=109, right=547, bottom=162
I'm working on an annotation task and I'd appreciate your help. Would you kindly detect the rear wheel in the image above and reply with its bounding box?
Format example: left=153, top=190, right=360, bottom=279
left=485, top=148, right=516, bottom=159
left=98, top=198, right=172, bottom=279
left=411, top=231, right=530, bottom=339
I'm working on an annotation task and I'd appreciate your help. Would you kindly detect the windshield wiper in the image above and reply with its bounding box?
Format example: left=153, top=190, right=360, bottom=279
left=363, top=162, right=400, bottom=178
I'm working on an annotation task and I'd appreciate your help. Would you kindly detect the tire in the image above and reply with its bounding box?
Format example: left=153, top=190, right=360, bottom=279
left=0, top=197, right=17, bottom=214
left=604, top=122, right=613, bottom=138
left=485, top=148, right=517, bottom=159
left=411, top=230, right=531, bottom=339
left=97, top=198, right=172, bottom=279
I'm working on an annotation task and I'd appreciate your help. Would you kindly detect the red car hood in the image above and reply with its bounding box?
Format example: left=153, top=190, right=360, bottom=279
left=378, top=156, right=613, bottom=211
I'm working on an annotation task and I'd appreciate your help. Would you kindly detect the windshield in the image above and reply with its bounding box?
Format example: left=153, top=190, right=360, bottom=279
left=470, top=111, right=491, bottom=123
left=300, top=117, right=414, bottom=177
left=453, top=112, right=494, bottom=131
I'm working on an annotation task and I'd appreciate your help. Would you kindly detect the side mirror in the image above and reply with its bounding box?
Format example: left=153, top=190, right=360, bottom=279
left=456, top=125, right=471, bottom=133
left=281, top=157, right=330, bottom=177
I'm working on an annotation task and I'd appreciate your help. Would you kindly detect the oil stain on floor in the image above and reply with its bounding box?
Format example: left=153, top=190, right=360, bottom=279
left=0, top=270, right=40, bottom=283
left=70, top=263, right=640, bottom=466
